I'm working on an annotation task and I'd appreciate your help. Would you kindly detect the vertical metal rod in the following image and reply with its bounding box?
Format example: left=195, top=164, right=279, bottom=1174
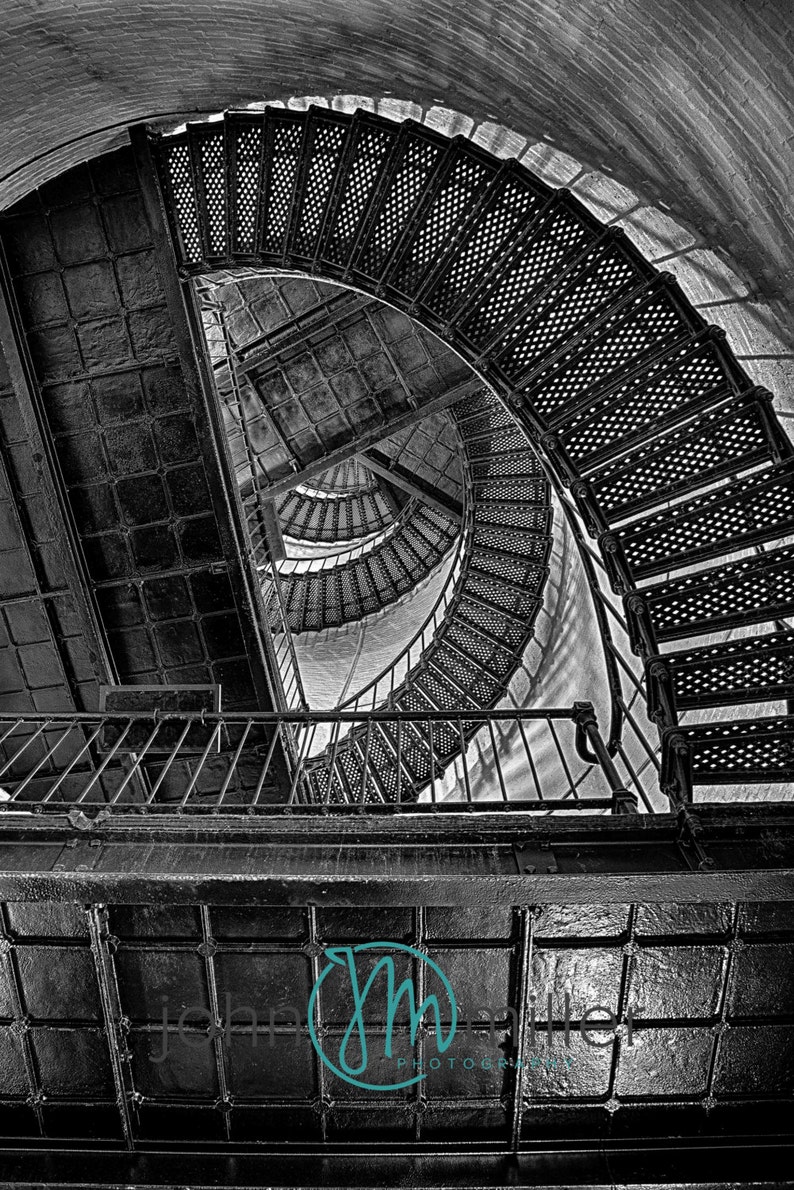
left=287, top=720, right=318, bottom=805
left=9, top=724, right=75, bottom=797
left=147, top=721, right=193, bottom=800
left=549, top=719, right=579, bottom=802
left=510, top=907, right=535, bottom=1151
left=216, top=720, right=253, bottom=808
left=456, top=717, right=473, bottom=803
left=306, top=905, right=328, bottom=1142
left=0, top=721, right=51, bottom=779
left=359, top=718, right=373, bottom=804
left=107, top=723, right=162, bottom=805
left=76, top=723, right=133, bottom=803
left=87, top=906, right=135, bottom=1150
left=615, top=742, right=656, bottom=815
left=606, top=639, right=649, bottom=700
left=325, top=718, right=343, bottom=804
left=0, top=719, right=24, bottom=751
left=604, top=903, right=637, bottom=1103
left=179, top=724, right=223, bottom=810
left=43, top=723, right=105, bottom=802
left=396, top=717, right=403, bottom=804
left=487, top=718, right=509, bottom=802
left=413, top=905, right=428, bottom=1140
left=361, top=724, right=388, bottom=804
left=618, top=697, right=662, bottom=772
left=199, top=905, right=232, bottom=1140
left=252, top=721, right=284, bottom=806
left=517, top=717, right=544, bottom=802
left=702, top=903, right=741, bottom=1103
left=428, top=720, right=437, bottom=803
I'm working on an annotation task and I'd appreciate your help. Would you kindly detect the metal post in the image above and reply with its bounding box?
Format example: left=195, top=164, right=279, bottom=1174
left=573, top=702, right=638, bottom=813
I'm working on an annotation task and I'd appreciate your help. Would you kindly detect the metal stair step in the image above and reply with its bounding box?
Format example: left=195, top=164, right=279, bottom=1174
left=587, top=389, right=789, bottom=525
left=603, top=459, right=794, bottom=588
left=646, top=629, right=794, bottom=720
left=627, top=544, right=794, bottom=653
left=661, top=715, right=794, bottom=792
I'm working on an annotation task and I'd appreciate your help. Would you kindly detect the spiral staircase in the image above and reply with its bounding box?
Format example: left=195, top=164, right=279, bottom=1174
left=0, top=88, right=790, bottom=1182
left=302, top=386, right=552, bottom=803
left=153, top=105, right=794, bottom=807
left=199, top=271, right=554, bottom=800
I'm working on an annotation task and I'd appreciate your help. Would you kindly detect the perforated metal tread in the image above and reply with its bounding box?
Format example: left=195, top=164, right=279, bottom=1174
left=661, top=715, right=794, bottom=790
left=301, top=391, right=552, bottom=801
left=603, top=460, right=794, bottom=590
left=647, top=630, right=794, bottom=720
left=627, top=546, right=794, bottom=652
left=276, top=501, right=456, bottom=633
left=587, top=389, right=789, bottom=524
left=155, top=107, right=794, bottom=799
left=276, top=460, right=397, bottom=543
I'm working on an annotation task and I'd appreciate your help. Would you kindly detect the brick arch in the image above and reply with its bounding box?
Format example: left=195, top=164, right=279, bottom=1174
left=152, top=106, right=794, bottom=802
left=0, top=0, right=791, bottom=314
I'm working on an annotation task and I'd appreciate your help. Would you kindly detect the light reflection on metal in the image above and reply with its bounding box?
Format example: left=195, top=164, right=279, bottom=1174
left=0, top=706, right=646, bottom=815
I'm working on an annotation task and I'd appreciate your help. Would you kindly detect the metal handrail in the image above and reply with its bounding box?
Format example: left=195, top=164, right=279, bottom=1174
left=204, top=299, right=308, bottom=711
left=0, top=705, right=642, bottom=816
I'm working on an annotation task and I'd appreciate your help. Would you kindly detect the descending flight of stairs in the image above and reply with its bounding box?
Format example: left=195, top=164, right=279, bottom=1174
left=275, top=498, right=459, bottom=634
left=154, top=106, right=794, bottom=804
left=304, top=387, right=551, bottom=802
left=276, top=459, right=397, bottom=542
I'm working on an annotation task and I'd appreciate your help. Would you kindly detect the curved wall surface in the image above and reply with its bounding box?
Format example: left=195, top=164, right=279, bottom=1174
left=0, top=0, right=791, bottom=308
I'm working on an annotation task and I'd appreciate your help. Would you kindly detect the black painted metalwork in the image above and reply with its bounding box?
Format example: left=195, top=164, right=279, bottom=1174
left=0, top=105, right=792, bottom=1185
left=0, top=704, right=630, bottom=812
left=150, top=107, right=794, bottom=803
left=0, top=804, right=788, bottom=1164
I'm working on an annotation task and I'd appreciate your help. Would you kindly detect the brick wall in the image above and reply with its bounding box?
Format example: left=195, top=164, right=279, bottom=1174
left=0, top=149, right=275, bottom=710
left=0, top=0, right=790, bottom=307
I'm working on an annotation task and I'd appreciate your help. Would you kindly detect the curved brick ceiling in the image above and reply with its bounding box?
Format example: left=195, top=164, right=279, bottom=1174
left=0, top=0, right=791, bottom=315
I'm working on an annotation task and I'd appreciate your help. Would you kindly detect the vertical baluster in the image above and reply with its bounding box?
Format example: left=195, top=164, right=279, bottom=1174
left=517, top=716, right=544, bottom=803
left=179, top=724, right=223, bottom=811
left=252, top=721, right=284, bottom=808
left=428, top=720, right=437, bottom=803
left=146, top=721, right=193, bottom=803
left=486, top=718, right=509, bottom=802
left=77, top=721, right=134, bottom=804
left=456, top=717, right=473, bottom=803
left=549, top=719, right=580, bottom=803
left=9, top=723, right=75, bottom=800
left=287, top=719, right=318, bottom=806
left=0, top=720, right=51, bottom=780
left=615, top=743, right=656, bottom=814
left=43, top=722, right=105, bottom=804
left=326, top=718, right=343, bottom=804
left=396, top=718, right=403, bottom=803
left=216, top=720, right=253, bottom=809
left=106, top=722, right=162, bottom=806
left=359, top=718, right=373, bottom=804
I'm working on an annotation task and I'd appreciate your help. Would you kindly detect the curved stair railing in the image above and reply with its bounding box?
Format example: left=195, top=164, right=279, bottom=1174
left=153, top=106, right=794, bottom=808
left=298, top=387, right=554, bottom=801
left=336, top=500, right=471, bottom=713
left=277, top=501, right=459, bottom=633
